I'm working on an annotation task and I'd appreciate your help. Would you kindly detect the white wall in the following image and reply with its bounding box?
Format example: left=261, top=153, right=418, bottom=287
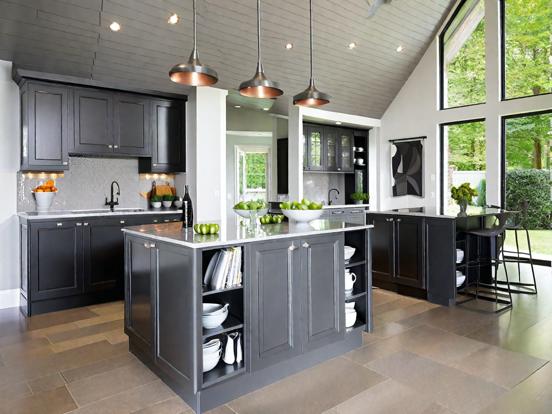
left=378, top=0, right=552, bottom=211
left=0, top=60, right=20, bottom=305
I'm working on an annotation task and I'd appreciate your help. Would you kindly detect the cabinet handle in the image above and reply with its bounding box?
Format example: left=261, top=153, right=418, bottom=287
left=331, top=211, right=344, bottom=215
left=385, top=218, right=394, bottom=222
left=84, top=222, right=89, bottom=226
left=120, top=220, right=125, bottom=224
left=302, top=242, right=310, bottom=248
left=114, top=145, right=119, bottom=149
left=396, top=218, right=402, bottom=223
left=108, top=144, right=113, bottom=149
left=149, top=243, right=156, bottom=248
left=56, top=222, right=63, bottom=227
left=62, top=161, right=68, bottom=165
left=153, top=163, right=158, bottom=167
left=337, top=167, right=341, bottom=171
left=143, top=242, right=150, bottom=249
left=76, top=223, right=82, bottom=226
left=153, top=219, right=158, bottom=223
left=288, top=244, right=297, bottom=251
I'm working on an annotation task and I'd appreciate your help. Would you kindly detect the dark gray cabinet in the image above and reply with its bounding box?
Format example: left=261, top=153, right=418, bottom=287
left=323, top=208, right=366, bottom=225
left=20, top=81, right=71, bottom=171
left=369, top=215, right=394, bottom=283
left=304, top=124, right=324, bottom=171
left=324, top=126, right=338, bottom=171
left=73, top=88, right=114, bottom=154
left=248, top=233, right=344, bottom=370
left=114, top=94, right=150, bottom=156
left=139, top=99, right=186, bottom=173
left=29, top=220, right=83, bottom=301
left=337, top=129, right=354, bottom=172
left=303, top=123, right=355, bottom=173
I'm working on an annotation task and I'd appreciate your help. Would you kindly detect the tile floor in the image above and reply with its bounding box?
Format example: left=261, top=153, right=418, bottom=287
left=0, top=264, right=550, bottom=414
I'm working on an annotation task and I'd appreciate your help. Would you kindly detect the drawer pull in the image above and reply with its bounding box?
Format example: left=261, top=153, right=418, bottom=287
left=120, top=220, right=125, bottom=224
left=84, top=222, right=89, bottom=226
left=302, top=242, right=310, bottom=248
left=149, top=243, right=156, bottom=248
left=396, top=218, right=402, bottom=223
left=143, top=243, right=150, bottom=249
left=288, top=244, right=297, bottom=251
left=56, top=222, right=63, bottom=227
left=114, top=145, right=119, bottom=149
left=76, top=223, right=82, bottom=226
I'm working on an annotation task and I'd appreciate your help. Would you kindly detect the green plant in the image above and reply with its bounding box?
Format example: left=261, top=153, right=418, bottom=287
left=450, top=183, right=478, bottom=205
left=351, top=192, right=370, bottom=202
left=163, top=194, right=175, bottom=202
left=506, top=169, right=551, bottom=229
left=150, top=195, right=162, bottom=202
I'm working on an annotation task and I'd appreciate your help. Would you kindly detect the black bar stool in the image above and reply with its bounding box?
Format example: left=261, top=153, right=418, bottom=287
left=460, top=212, right=513, bottom=313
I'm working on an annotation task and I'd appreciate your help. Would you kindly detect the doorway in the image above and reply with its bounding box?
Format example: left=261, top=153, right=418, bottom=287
left=235, top=145, right=271, bottom=205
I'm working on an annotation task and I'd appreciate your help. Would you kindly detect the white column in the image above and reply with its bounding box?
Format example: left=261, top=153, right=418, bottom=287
left=186, top=87, right=228, bottom=223
left=288, top=103, right=303, bottom=201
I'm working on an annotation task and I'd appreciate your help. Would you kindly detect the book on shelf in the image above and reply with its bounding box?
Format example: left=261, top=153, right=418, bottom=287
left=208, top=247, right=242, bottom=291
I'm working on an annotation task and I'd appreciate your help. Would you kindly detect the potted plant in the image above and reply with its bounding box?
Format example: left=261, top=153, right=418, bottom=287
left=350, top=192, right=369, bottom=205
left=150, top=195, right=162, bottom=209
left=450, top=183, right=478, bottom=214
left=162, top=194, right=175, bottom=208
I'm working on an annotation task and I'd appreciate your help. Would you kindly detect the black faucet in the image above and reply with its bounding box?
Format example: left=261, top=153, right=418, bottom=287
left=105, top=181, right=120, bottom=212
left=328, top=188, right=340, bottom=205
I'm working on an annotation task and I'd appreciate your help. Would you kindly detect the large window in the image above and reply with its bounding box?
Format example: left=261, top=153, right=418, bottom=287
left=502, top=0, right=552, bottom=100
left=440, top=0, right=486, bottom=109
left=441, top=120, right=487, bottom=211
left=503, top=111, right=551, bottom=259
left=237, top=147, right=270, bottom=202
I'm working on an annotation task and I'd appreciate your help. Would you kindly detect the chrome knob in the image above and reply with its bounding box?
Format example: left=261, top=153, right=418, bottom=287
left=288, top=244, right=297, bottom=251
left=302, top=242, right=310, bottom=248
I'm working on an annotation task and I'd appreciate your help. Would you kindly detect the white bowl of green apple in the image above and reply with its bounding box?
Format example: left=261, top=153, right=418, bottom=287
left=233, top=200, right=269, bottom=218
left=280, top=199, right=324, bottom=222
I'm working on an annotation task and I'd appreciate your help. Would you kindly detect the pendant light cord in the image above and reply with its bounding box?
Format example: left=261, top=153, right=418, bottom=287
left=309, top=0, right=313, bottom=81
left=257, top=0, right=262, bottom=67
left=193, top=0, right=197, bottom=50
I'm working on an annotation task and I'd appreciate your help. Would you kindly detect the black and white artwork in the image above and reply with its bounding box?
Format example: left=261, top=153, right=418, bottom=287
left=391, top=138, right=424, bottom=197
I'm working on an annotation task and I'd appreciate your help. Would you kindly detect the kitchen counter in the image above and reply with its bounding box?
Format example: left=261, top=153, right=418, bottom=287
left=18, top=208, right=183, bottom=220
left=374, top=206, right=510, bottom=219
left=323, top=204, right=369, bottom=210
left=123, top=219, right=373, bottom=249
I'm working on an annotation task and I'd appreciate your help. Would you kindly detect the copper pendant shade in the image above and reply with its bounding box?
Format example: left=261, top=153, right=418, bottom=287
left=239, top=0, right=283, bottom=98
left=169, top=0, right=218, bottom=86
left=293, top=0, right=330, bottom=106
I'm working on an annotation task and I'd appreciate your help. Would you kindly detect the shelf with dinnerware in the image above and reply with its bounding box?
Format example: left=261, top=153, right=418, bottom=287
left=344, top=230, right=369, bottom=332
left=201, top=246, right=245, bottom=387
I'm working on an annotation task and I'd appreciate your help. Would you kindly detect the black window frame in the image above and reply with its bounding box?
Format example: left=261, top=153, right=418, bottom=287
left=439, top=0, right=487, bottom=111
left=500, top=0, right=552, bottom=102
left=439, top=117, right=486, bottom=214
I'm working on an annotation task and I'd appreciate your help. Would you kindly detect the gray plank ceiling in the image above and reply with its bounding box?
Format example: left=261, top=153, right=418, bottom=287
left=0, top=0, right=453, bottom=118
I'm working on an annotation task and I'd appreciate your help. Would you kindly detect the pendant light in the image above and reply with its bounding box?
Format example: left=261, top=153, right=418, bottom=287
left=169, top=0, right=218, bottom=86
left=293, top=0, right=330, bottom=106
left=239, top=0, right=283, bottom=98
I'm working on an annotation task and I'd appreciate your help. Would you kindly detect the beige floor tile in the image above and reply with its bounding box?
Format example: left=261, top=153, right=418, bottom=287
left=370, top=320, right=414, bottom=339
left=449, top=345, right=548, bottom=388
left=104, top=329, right=129, bottom=344
left=26, top=308, right=98, bottom=331
left=61, top=352, right=137, bottom=383
left=206, top=405, right=237, bottom=414
left=329, top=378, right=440, bottom=414
left=344, top=338, right=402, bottom=366
left=27, top=372, right=66, bottom=393
left=47, top=319, right=122, bottom=343
left=378, top=301, right=439, bottom=324
left=0, top=337, right=54, bottom=366
left=69, top=379, right=175, bottom=414
left=131, top=397, right=191, bottom=414
left=74, top=312, right=124, bottom=328
left=227, top=357, right=386, bottom=414
left=52, top=340, right=128, bottom=373
left=0, top=381, right=32, bottom=403
left=50, top=333, right=110, bottom=353
left=0, top=386, right=77, bottom=414
left=367, top=351, right=507, bottom=414
left=67, top=359, right=158, bottom=406
left=88, top=301, right=124, bottom=316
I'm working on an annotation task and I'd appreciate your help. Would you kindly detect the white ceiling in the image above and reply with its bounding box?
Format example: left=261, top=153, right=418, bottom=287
left=0, top=0, right=454, bottom=118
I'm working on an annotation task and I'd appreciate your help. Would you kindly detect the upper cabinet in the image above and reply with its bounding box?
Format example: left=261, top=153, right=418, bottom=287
left=304, top=124, right=324, bottom=171
left=303, top=123, right=356, bottom=173
left=20, top=81, right=71, bottom=171
left=18, top=74, right=186, bottom=173
left=139, top=99, right=186, bottom=173
left=338, top=129, right=354, bottom=172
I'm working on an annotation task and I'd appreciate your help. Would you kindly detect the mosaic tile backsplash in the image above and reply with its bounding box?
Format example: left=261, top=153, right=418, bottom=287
left=18, top=157, right=177, bottom=212
left=303, top=172, right=345, bottom=205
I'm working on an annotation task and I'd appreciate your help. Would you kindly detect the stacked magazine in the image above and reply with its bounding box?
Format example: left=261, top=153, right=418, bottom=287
left=203, top=248, right=242, bottom=291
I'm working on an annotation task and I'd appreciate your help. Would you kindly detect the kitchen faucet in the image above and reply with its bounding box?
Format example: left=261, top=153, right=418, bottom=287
left=105, top=181, right=120, bottom=211
left=328, top=188, right=340, bottom=205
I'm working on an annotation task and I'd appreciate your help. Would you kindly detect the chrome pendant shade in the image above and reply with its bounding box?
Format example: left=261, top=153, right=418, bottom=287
left=293, top=0, right=330, bottom=106
left=239, top=0, right=283, bottom=98
left=169, top=0, right=218, bottom=86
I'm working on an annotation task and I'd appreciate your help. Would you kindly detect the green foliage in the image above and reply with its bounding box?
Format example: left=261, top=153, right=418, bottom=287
left=163, top=194, right=175, bottom=202
left=451, top=182, right=478, bottom=205
left=505, top=169, right=552, bottom=229
left=447, top=121, right=486, bottom=171
left=245, top=153, right=267, bottom=190
left=351, top=192, right=370, bottom=202
left=505, top=113, right=551, bottom=170
left=150, top=195, right=162, bottom=202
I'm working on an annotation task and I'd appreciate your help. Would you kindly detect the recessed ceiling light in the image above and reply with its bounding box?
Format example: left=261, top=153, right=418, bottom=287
left=263, top=108, right=269, bottom=111
left=348, top=42, right=357, bottom=49
left=168, top=13, right=179, bottom=25
left=234, top=105, right=241, bottom=108
left=285, top=43, right=293, bottom=50
left=396, top=45, right=404, bottom=53
left=109, top=22, right=121, bottom=32
left=335, top=121, right=342, bottom=125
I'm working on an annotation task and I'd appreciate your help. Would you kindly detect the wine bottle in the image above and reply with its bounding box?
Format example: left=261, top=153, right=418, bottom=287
left=182, top=185, right=194, bottom=228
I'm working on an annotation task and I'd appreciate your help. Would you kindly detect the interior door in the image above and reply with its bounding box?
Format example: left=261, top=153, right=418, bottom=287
left=73, top=88, right=114, bottom=154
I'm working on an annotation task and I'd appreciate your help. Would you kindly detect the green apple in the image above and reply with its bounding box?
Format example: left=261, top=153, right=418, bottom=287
left=193, top=224, right=200, bottom=233
left=200, top=224, right=209, bottom=235
left=301, top=198, right=311, bottom=206
left=209, top=224, right=218, bottom=234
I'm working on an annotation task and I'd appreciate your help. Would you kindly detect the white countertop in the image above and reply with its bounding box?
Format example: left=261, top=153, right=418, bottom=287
left=323, top=204, right=369, bottom=210
left=123, top=220, right=374, bottom=249
left=18, top=208, right=183, bottom=220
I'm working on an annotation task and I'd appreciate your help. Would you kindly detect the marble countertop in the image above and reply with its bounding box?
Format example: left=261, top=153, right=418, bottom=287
left=368, top=206, right=513, bottom=219
left=18, top=208, right=183, bottom=220
left=323, top=204, right=370, bottom=210
left=123, top=219, right=374, bottom=249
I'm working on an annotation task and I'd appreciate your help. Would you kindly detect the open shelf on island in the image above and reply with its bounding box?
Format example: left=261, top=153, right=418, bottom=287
left=202, top=360, right=245, bottom=388
left=345, top=291, right=367, bottom=301
left=202, top=314, right=243, bottom=339
left=345, top=260, right=366, bottom=269
left=346, top=319, right=366, bottom=333
left=202, top=285, right=243, bottom=296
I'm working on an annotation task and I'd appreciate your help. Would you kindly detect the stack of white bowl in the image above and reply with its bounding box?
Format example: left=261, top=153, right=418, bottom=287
left=456, top=270, right=466, bottom=287
left=456, top=249, right=464, bottom=264
left=345, top=302, right=357, bottom=328
left=344, top=246, right=356, bottom=264
left=202, top=303, right=229, bottom=329
left=203, top=338, right=222, bottom=372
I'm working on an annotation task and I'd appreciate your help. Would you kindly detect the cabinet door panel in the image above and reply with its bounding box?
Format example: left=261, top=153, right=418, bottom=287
left=302, top=234, right=344, bottom=352
left=304, top=125, right=324, bottom=171
left=368, top=215, right=394, bottom=282
left=151, top=100, right=185, bottom=172
left=126, top=237, right=154, bottom=355
left=324, top=127, right=338, bottom=171
left=395, top=217, right=424, bottom=288
left=338, top=129, right=354, bottom=172
left=73, top=88, right=113, bottom=154
left=114, top=94, right=150, bottom=156
left=249, top=239, right=302, bottom=371
left=30, top=221, right=82, bottom=301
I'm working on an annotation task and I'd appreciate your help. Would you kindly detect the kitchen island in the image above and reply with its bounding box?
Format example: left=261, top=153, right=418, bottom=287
left=122, top=220, right=373, bottom=413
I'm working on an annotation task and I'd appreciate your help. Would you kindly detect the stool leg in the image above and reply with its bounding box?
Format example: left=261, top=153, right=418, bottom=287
left=514, top=229, right=521, bottom=282
left=525, top=228, right=538, bottom=294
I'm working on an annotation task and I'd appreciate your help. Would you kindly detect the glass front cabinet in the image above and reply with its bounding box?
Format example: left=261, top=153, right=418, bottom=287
left=304, top=125, right=324, bottom=171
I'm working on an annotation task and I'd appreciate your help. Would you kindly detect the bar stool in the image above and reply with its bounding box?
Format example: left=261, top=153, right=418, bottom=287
left=461, top=212, right=513, bottom=313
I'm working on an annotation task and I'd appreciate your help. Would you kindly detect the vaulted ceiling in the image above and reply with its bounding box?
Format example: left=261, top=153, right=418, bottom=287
left=0, top=0, right=454, bottom=118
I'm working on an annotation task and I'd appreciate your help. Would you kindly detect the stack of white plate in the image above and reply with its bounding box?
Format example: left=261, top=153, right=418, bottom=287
left=456, top=270, right=466, bottom=287
left=202, top=303, right=229, bottom=329
left=345, top=302, right=357, bottom=328
left=456, top=249, right=464, bottom=264
left=203, top=339, right=222, bottom=372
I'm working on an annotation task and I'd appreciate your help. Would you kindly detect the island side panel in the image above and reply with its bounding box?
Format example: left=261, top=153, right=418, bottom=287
left=366, top=227, right=373, bottom=332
